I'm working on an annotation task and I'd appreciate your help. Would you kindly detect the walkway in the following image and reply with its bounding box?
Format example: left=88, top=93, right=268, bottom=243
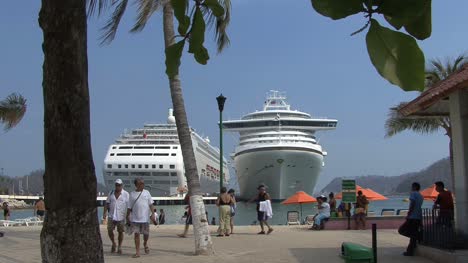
left=0, top=225, right=433, bottom=263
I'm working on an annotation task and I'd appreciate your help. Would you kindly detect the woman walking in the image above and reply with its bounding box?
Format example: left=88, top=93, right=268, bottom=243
left=216, top=187, right=235, bottom=236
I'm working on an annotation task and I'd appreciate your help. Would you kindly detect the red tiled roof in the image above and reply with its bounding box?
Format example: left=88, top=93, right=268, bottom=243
left=399, top=65, right=468, bottom=116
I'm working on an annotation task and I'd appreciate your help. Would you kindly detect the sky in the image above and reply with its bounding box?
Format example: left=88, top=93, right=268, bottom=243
left=0, top=1, right=465, bottom=192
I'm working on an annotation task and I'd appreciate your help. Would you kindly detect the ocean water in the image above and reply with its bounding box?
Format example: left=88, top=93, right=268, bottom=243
left=7, top=198, right=434, bottom=226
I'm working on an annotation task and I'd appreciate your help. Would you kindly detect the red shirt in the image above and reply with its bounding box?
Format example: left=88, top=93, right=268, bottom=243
left=435, top=190, right=454, bottom=211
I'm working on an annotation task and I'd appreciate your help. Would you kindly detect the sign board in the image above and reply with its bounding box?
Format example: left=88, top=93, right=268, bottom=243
left=342, top=179, right=356, bottom=203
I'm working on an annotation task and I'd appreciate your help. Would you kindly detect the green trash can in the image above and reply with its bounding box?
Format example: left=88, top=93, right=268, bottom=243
left=341, top=242, right=374, bottom=263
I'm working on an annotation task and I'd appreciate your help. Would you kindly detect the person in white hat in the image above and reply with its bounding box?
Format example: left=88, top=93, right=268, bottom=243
left=103, top=178, right=129, bottom=254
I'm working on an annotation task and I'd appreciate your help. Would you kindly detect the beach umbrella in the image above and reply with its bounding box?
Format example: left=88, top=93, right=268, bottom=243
left=335, top=185, right=388, bottom=201
left=420, top=184, right=444, bottom=201
left=281, top=191, right=317, bottom=220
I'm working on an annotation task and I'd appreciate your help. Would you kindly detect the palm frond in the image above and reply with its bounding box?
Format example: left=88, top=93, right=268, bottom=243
left=0, top=93, right=27, bottom=131
left=426, top=54, right=468, bottom=88
left=87, top=0, right=112, bottom=17
left=130, top=0, right=162, bottom=33
left=100, top=0, right=129, bottom=45
left=384, top=102, right=443, bottom=138
left=201, top=0, right=231, bottom=53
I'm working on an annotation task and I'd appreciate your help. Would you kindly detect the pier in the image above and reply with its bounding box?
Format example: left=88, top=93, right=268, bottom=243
left=0, top=195, right=217, bottom=206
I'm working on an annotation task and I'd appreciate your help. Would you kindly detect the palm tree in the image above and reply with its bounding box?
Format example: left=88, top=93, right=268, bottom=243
left=0, top=93, right=27, bottom=131
left=385, top=54, right=468, bottom=189
left=101, top=0, right=231, bottom=255
left=38, top=0, right=104, bottom=261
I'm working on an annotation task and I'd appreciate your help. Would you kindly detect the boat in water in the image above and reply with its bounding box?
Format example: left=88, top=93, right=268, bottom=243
left=223, top=91, right=337, bottom=200
left=103, top=109, right=229, bottom=197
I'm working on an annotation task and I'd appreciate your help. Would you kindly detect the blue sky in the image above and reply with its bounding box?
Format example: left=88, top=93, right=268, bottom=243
left=0, top=1, right=465, bottom=191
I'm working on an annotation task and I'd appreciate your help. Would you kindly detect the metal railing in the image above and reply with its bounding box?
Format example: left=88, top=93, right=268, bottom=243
left=420, top=208, right=458, bottom=250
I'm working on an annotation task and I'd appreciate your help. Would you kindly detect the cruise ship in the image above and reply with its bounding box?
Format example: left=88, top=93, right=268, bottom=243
left=223, top=91, right=337, bottom=200
left=103, top=109, right=229, bottom=197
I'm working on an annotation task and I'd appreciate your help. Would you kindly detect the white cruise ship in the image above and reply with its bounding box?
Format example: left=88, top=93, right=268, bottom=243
left=223, top=91, right=337, bottom=200
left=103, top=109, right=230, bottom=197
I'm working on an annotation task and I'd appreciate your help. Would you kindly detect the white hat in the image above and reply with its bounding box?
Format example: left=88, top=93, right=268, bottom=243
left=115, top=179, right=123, bottom=185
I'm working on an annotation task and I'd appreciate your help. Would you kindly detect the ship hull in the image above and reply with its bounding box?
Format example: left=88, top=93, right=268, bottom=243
left=235, top=147, right=323, bottom=200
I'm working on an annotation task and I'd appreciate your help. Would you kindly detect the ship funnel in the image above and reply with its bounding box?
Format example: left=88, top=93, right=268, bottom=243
left=167, top=108, right=176, bottom=124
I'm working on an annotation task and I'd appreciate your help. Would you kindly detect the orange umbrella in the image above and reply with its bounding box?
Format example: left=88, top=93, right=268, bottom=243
left=335, top=185, right=388, bottom=201
left=282, top=191, right=317, bottom=220
left=420, top=184, right=439, bottom=201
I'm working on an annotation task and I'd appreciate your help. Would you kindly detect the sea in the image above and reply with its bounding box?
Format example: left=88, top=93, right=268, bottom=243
left=7, top=197, right=434, bottom=226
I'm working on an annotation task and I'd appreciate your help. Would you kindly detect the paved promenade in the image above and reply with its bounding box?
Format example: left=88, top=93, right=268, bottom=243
left=0, top=225, right=434, bottom=263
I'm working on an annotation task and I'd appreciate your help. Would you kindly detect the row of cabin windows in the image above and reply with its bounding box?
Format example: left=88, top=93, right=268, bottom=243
left=109, top=153, right=176, bottom=156
left=106, top=178, right=176, bottom=186
left=109, top=172, right=177, bottom=177
left=112, top=146, right=179, bottom=150
left=239, top=140, right=316, bottom=146
left=107, top=164, right=176, bottom=169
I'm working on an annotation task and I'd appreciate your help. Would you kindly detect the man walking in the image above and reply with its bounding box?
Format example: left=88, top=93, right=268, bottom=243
left=402, top=182, right=423, bottom=256
left=103, top=179, right=129, bottom=254
left=126, top=178, right=156, bottom=258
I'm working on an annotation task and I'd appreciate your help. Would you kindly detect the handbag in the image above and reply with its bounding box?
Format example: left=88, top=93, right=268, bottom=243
left=398, top=220, right=412, bottom=238
left=230, top=204, right=236, bottom=216
left=125, top=191, right=143, bottom=235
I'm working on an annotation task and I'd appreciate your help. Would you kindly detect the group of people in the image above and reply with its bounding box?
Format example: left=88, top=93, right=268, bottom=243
left=102, top=178, right=158, bottom=258
left=2, top=197, right=46, bottom=221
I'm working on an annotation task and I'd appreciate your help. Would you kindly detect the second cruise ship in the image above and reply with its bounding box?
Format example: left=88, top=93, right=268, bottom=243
left=103, top=109, right=229, bottom=197
left=223, top=91, right=337, bottom=200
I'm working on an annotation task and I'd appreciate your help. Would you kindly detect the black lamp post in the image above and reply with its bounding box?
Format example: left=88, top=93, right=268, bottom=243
left=216, top=94, right=226, bottom=192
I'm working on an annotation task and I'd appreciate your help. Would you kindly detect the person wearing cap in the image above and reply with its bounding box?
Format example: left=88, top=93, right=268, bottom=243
left=103, top=178, right=129, bottom=254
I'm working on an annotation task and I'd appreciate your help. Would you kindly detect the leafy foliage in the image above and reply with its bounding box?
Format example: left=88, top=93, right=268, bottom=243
left=366, top=19, right=425, bottom=91
left=311, top=0, right=363, bottom=20
left=311, top=0, right=432, bottom=92
left=100, top=0, right=231, bottom=78
left=0, top=93, right=27, bottom=131
left=172, top=0, right=191, bottom=35
left=165, top=40, right=186, bottom=77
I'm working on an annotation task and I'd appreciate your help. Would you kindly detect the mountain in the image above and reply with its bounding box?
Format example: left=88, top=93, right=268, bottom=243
left=320, top=157, right=451, bottom=196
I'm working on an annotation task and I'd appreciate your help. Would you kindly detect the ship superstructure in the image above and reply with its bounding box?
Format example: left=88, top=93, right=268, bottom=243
left=223, top=91, right=337, bottom=200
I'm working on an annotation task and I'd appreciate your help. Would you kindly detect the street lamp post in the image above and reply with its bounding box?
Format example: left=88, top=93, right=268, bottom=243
left=216, top=94, right=226, bottom=192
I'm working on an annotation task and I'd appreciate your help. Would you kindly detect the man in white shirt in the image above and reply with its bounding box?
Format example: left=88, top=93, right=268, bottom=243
left=312, top=196, right=330, bottom=230
left=126, top=178, right=156, bottom=258
left=103, top=178, right=129, bottom=254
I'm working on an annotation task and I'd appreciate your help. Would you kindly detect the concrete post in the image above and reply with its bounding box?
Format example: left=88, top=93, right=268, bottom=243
left=449, top=89, right=468, bottom=242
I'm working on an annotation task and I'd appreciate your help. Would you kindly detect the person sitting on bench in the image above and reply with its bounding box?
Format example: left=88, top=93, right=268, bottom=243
left=312, top=196, right=330, bottom=230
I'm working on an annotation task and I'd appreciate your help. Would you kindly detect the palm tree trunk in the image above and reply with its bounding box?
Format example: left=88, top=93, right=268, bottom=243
left=162, top=2, right=214, bottom=255
left=38, top=0, right=104, bottom=262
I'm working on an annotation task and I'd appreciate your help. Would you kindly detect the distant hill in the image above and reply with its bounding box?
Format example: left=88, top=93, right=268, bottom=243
left=320, top=157, right=452, bottom=196
left=0, top=169, right=108, bottom=195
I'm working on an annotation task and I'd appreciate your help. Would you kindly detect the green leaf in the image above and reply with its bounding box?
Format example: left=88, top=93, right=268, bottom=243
left=194, top=45, right=210, bottom=65
left=366, top=19, right=425, bottom=91
left=188, top=7, right=205, bottom=54
left=171, top=0, right=190, bottom=35
left=203, top=0, right=224, bottom=17
left=378, top=0, right=426, bottom=17
left=384, top=15, right=404, bottom=30
left=165, top=40, right=185, bottom=78
left=404, top=2, right=431, bottom=40
left=311, top=0, right=364, bottom=20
